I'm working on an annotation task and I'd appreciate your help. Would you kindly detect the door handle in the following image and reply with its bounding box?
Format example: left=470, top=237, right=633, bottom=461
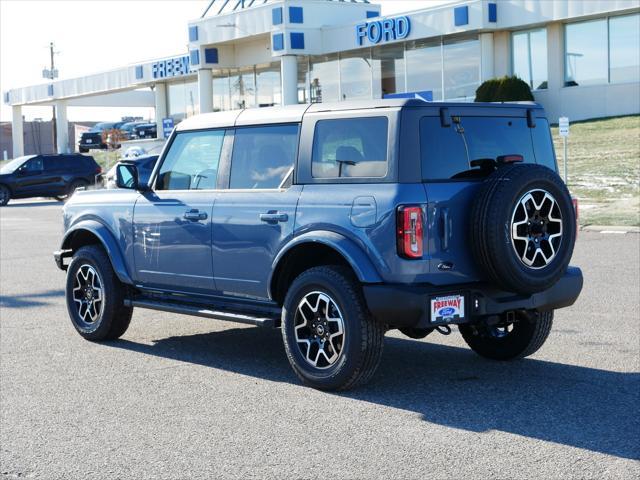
left=259, top=212, right=288, bottom=223
left=183, top=209, right=208, bottom=221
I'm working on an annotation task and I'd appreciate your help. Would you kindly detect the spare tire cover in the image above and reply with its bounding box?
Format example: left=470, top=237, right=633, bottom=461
left=470, top=164, right=577, bottom=295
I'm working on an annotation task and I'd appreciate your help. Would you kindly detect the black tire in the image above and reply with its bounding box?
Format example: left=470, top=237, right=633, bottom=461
left=281, top=266, right=384, bottom=391
left=58, top=179, right=88, bottom=202
left=0, top=185, right=10, bottom=206
left=65, top=245, right=133, bottom=341
left=470, top=164, right=576, bottom=295
left=459, top=310, right=553, bottom=360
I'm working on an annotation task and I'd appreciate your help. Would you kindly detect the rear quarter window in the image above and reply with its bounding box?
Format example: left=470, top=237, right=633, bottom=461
left=311, top=117, right=388, bottom=178
left=420, top=116, right=554, bottom=180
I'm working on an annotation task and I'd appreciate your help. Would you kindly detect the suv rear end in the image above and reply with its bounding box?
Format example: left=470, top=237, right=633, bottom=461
left=290, top=101, right=581, bottom=386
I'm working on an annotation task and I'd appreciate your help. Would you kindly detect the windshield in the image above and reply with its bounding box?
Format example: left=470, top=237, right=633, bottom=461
left=92, top=122, right=115, bottom=132
left=0, top=155, right=35, bottom=174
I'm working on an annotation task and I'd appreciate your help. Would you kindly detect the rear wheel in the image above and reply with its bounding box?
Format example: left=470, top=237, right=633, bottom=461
left=459, top=310, right=553, bottom=360
left=0, top=185, right=10, bottom=206
left=281, top=266, right=385, bottom=391
left=65, top=245, right=133, bottom=341
left=55, top=179, right=88, bottom=202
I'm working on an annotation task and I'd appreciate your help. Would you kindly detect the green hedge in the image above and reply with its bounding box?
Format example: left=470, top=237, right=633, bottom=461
left=475, top=76, right=534, bottom=102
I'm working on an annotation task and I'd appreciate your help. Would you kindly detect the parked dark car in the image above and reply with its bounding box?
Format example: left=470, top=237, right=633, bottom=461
left=55, top=100, right=582, bottom=391
left=0, top=154, right=101, bottom=205
left=79, top=121, right=128, bottom=152
left=104, top=155, right=159, bottom=189
left=133, top=122, right=157, bottom=139
left=119, top=121, right=147, bottom=140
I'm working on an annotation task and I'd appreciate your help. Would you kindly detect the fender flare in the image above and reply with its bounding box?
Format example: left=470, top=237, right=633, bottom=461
left=61, top=219, right=133, bottom=285
left=269, top=230, right=383, bottom=298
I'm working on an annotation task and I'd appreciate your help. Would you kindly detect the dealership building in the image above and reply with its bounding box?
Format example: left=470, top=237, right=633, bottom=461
left=5, top=0, right=640, bottom=156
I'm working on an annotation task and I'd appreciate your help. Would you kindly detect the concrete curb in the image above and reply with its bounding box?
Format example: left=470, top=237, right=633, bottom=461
left=581, top=225, right=640, bottom=233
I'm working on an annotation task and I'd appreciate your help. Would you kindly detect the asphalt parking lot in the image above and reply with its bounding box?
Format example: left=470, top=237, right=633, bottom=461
left=1, top=199, right=639, bottom=479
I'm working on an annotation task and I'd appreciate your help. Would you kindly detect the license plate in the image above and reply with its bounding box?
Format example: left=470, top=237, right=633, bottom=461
left=86, top=139, right=92, bottom=143
left=430, top=294, right=465, bottom=323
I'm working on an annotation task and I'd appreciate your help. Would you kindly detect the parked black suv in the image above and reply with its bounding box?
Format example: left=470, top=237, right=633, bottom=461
left=0, top=154, right=101, bottom=205
left=79, top=122, right=127, bottom=152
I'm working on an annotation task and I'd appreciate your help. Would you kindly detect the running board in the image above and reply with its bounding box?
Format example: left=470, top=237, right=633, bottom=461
left=125, top=298, right=280, bottom=328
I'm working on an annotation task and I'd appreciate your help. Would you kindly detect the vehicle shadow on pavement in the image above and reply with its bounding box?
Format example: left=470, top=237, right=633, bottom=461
left=0, top=289, right=65, bottom=308
left=111, top=327, right=639, bottom=460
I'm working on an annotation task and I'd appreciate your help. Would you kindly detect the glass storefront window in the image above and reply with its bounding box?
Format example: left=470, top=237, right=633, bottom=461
left=340, top=49, right=372, bottom=100
left=405, top=39, right=442, bottom=101
left=256, top=62, right=281, bottom=107
left=443, top=37, right=480, bottom=100
left=609, top=14, right=640, bottom=84
left=185, top=81, right=199, bottom=117
left=231, top=68, right=256, bottom=109
left=512, top=28, right=548, bottom=90
left=309, top=54, right=340, bottom=103
left=213, top=72, right=231, bottom=112
left=372, top=44, right=405, bottom=98
left=565, top=19, right=608, bottom=86
left=297, top=56, right=310, bottom=104
left=167, top=80, right=199, bottom=121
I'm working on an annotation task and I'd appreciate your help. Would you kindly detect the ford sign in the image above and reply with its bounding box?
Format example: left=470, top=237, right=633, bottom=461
left=356, top=16, right=411, bottom=46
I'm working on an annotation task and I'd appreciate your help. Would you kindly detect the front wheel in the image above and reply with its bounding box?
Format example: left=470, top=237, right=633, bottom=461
left=281, top=266, right=385, bottom=391
left=0, top=185, right=10, bottom=206
left=66, top=245, right=133, bottom=341
left=459, top=310, right=553, bottom=360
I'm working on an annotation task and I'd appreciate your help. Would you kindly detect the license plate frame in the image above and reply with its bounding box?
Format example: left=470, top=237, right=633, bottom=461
left=430, top=294, right=465, bottom=324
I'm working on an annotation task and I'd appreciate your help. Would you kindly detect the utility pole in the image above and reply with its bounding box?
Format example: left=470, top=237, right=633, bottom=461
left=49, top=42, right=57, bottom=152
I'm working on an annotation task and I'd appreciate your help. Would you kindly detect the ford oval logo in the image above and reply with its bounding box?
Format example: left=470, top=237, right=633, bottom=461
left=439, top=307, right=456, bottom=316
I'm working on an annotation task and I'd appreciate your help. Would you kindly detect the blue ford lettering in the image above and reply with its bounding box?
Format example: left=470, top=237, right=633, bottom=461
left=356, top=16, right=411, bottom=45
left=152, top=55, right=190, bottom=79
left=439, top=307, right=456, bottom=317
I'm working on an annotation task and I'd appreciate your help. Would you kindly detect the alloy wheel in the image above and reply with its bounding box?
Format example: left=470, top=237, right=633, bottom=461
left=72, top=264, right=105, bottom=325
left=510, top=189, right=563, bottom=269
left=294, top=291, right=345, bottom=369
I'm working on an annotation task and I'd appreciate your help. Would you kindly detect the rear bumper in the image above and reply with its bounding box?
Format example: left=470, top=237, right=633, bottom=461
left=362, top=266, right=583, bottom=329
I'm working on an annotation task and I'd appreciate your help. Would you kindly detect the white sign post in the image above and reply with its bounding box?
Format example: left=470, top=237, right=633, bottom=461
left=559, top=116, right=570, bottom=183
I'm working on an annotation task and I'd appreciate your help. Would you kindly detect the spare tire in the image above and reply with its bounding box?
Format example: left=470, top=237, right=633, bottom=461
left=470, top=164, right=576, bottom=295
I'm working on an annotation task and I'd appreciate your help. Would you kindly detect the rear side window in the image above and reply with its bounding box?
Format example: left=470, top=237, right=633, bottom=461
left=157, top=130, right=225, bottom=190
left=229, top=124, right=299, bottom=189
left=420, top=116, right=547, bottom=180
left=312, top=117, right=388, bottom=178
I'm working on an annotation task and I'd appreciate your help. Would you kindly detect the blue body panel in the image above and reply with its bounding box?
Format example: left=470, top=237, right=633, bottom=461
left=211, top=186, right=302, bottom=299
left=62, top=188, right=140, bottom=284
left=132, top=191, right=216, bottom=294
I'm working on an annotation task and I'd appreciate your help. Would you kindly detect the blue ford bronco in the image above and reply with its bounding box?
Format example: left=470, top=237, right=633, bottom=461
left=55, top=99, right=583, bottom=390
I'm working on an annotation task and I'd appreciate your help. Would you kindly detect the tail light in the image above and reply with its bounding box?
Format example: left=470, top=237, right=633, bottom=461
left=95, top=166, right=102, bottom=174
left=397, top=206, right=424, bottom=259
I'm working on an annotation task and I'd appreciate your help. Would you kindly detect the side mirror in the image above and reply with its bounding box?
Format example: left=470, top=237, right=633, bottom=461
left=116, top=163, right=146, bottom=191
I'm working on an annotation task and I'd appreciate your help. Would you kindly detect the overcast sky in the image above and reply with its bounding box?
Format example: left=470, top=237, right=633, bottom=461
left=0, top=0, right=454, bottom=122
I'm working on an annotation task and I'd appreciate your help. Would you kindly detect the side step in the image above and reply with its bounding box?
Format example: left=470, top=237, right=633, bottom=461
left=125, top=298, right=280, bottom=328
